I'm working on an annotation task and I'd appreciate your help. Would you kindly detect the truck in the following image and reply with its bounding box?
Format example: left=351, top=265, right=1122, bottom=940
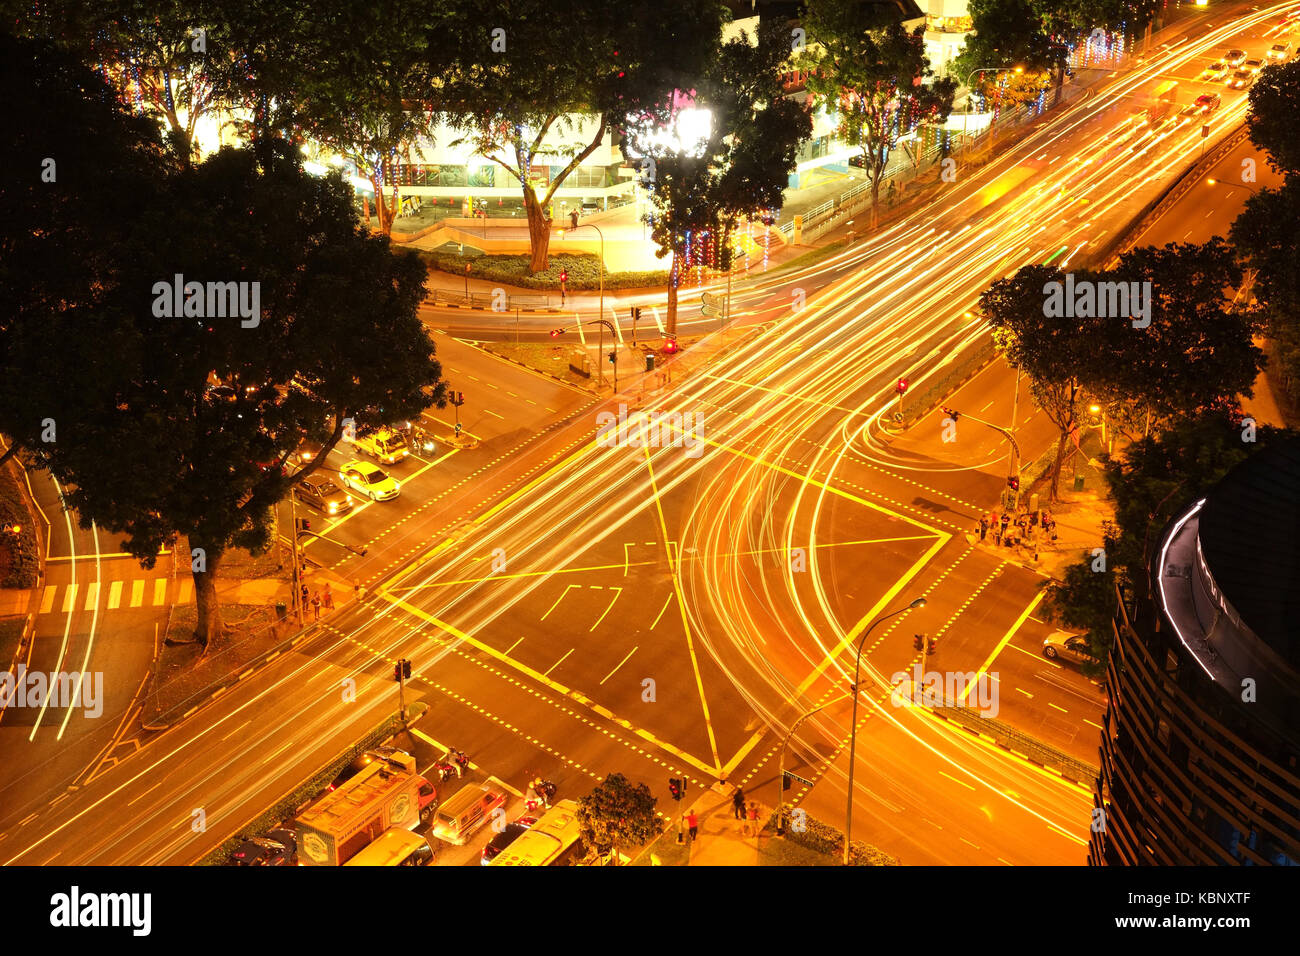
left=292, top=750, right=437, bottom=866
left=1146, top=80, right=1178, bottom=125
left=345, top=426, right=409, bottom=465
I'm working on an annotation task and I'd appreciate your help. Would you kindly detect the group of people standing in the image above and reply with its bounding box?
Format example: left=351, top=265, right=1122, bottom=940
left=977, top=507, right=1058, bottom=556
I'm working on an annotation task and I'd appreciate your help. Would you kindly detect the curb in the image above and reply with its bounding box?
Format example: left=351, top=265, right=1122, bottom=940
left=927, top=708, right=1096, bottom=788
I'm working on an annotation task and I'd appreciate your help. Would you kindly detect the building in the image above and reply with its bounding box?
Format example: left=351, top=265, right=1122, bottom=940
left=920, top=0, right=972, bottom=77
left=1092, top=438, right=1300, bottom=865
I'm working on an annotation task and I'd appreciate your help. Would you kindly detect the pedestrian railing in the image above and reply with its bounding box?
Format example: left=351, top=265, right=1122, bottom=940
left=430, top=288, right=561, bottom=312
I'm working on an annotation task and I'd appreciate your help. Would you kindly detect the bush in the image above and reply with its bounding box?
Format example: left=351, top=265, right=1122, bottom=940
left=413, top=250, right=669, bottom=291
left=766, top=803, right=899, bottom=866
left=0, top=472, right=39, bottom=589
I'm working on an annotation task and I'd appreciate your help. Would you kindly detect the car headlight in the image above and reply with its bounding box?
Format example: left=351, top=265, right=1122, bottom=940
left=393, top=481, right=400, bottom=491
left=329, top=503, right=338, bottom=513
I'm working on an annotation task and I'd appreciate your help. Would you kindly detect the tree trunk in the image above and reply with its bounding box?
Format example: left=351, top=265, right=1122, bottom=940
left=524, top=186, right=551, bottom=273
left=191, top=544, right=223, bottom=647
left=1048, top=428, right=1070, bottom=502
left=869, top=175, right=881, bottom=229
left=665, top=249, right=680, bottom=346
left=369, top=175, right=394, bottom=236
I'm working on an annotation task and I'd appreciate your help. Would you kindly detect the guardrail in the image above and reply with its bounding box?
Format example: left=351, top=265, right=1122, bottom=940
left=430, top=289, right=562, bottom=312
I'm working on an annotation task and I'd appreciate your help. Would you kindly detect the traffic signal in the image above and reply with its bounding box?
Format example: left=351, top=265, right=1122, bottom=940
left=558, top=269, right=569, bottom=284
left=927, top=635, right=937, bottom=655
left=455, top=422, right=462, bottom=437
left=395, top=659, right=411, bottom=681
left=913, top=633, right=925, bottom=651
left=668, top=778, right=682, bottom=800
left=1007, top=475, right=1020, bottom=492
left=296, top=518, right=311, bottom=532
left=896, top=378, right=909, bottom=394
left=782, top=772, right=792, bottom=792
left=608, top=351, right=616, bottom=364
left=550, top=328, right=564, bottom=338
left=631, top=306, right=642, bottom=323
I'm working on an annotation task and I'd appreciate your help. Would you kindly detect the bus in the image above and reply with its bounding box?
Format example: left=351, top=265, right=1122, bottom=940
left=489, top=799, right=584, bottom=866
left=342, top=828, right=435, bottom=866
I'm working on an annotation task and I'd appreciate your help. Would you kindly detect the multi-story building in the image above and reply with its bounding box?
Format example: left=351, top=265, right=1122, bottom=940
left=1092, top=438, right=1300, bottom=866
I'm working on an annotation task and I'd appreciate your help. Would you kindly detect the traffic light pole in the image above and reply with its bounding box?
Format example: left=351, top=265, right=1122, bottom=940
left=776, top=699, right=841, bottom=835
left=947, top=408, right=1022, bottom=509
left=289, top=492, right=305, bottom=627
left=844, top=599, right=925, bottom=865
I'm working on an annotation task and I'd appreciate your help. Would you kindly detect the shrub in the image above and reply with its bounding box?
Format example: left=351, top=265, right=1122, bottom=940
left=0, top=472, right=39, bottom=589
left=413, top=250, right=669, bottom=291
left=766, top=803, right=899, bottom=866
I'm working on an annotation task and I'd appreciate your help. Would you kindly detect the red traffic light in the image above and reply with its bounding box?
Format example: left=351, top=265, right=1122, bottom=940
left=558, top=270, right=569, bottom=283
left=896, top=378, right=909, bottom=394
left=550, top=328, right=563, bottom=337
left=1007, top=476, right=1020, bottom=491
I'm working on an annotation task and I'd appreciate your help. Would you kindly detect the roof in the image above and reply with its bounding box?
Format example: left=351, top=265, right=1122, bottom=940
left=1197, top=437, right=1300, bottom=667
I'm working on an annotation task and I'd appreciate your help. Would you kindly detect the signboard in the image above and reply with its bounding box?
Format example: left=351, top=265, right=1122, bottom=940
left=700, top=292, right=725, bottom=318
left=785, top=771, right=815, bottom=788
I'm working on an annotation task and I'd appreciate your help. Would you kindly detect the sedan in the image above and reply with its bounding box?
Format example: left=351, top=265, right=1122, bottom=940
left=230, top=836, right=293, bottom=866
left=1042, top=631, right=1095, bottom=665
left=1244, top=59, right=1263, bottom=74
left=480, top=818, right=537, bottom=865
left=293, top=475, right=354, bottom=516
left=1193, top=92, right=1222, bottom=113
left=1227, top=70, right=1254, bottom=90
left=1199, top=61, right=1228, bottom=81
left=339, top=460, right=400, bottom=501
left=1268, top=43, right=1291, bottom=62
left=1223, top=49, right=1247, bottom=67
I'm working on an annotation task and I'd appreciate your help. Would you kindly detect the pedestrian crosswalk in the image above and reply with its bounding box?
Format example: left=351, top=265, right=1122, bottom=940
left=38, top=578, right=192, bottom=614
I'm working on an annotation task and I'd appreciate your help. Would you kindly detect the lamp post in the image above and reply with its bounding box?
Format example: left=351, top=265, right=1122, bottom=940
left=1206, top=177, right=1259, bottom=197
left=964, top=65, right=1023, bottom=152
left=776, top=697, right=845, bottom=835
left=560, top=224, right=606, bottom=386
left=843, top=597, right=927, bottom=865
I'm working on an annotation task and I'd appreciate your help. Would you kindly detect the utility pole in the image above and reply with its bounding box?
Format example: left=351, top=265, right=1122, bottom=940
left=289, top=491, right=305, bottom=627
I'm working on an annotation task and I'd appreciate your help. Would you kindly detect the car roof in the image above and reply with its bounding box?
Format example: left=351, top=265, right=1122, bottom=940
left=341, top=459, right=381, bottom=472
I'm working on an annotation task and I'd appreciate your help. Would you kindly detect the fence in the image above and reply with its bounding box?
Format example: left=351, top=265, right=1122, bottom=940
left=430, top=288, right=561, bottom=312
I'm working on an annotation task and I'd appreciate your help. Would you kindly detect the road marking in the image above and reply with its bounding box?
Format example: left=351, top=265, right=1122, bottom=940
left=107, top=581, right=122, bottom=610
left=484, top=409, right=506, bottom=420
left=505, top=636, right=526, bottom=655
left=40, top=586, right=55, bottom=614
left=960, top=591, right=1046, bottom=704
left=589, top=587, right=623, bottom=631
left=544, top=649, right=574, bottom=676
left=1015, top=687, right=1034, bottom=698
left=1084, top=718, right=1103, bottom=730
left=130, top=580, right=144, bottom=608
left=939, top=771, right=977, bottom=792
left=650, top=592, right=674, bottom=630
left=83, top=582, right=99, bottom=611
left=600, top=646, right=638, bottom=685
left=541, top=584, right=581, bottom=621
left=61, top=585, right=78, bottom=613
left=153, top=579, right=167, bottom=606
left=1048, top=702, right=1069, bottom=714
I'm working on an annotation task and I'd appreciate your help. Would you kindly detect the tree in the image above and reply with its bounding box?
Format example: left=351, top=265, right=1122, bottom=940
left=577, top=773, right=659, bottom=865
left=982, top=264, right=1106, bottom=500
left=9, top=125, right=446, bottom=645
left=1246, top=59, right=1300, bottom=175
left=12, top=0, right=232, bottom=162
left=1046, top=412, right=1278, bottom=669
left=631, top=18, right=811, bottom=345
left=0, top=30, right=172, bottom=469
left=800, top=0, right=956, bottom=229
left=439, top=0, right=721, bottom=272
left=1231, top=179, right=1300, bottom=402
left=1096, top=238, right=1262, bottom=428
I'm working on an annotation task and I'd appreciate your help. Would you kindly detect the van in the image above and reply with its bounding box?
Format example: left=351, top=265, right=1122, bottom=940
left=429, top=783, right=506, bottom=845
left=580, top=200, right=600, bottom=215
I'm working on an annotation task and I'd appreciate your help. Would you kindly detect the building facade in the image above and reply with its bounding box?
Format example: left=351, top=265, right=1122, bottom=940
left=1091, top=439, right=1300, bottom=866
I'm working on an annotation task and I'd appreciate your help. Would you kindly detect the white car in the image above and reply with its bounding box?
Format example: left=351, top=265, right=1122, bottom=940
left=1042, top=630, right=1095, bottom=665
left=1223, top=49, right=1248, bottom=68
left=1268, top=42, right=1291, bottom=62
left=338, top=460, right=400, bottom=501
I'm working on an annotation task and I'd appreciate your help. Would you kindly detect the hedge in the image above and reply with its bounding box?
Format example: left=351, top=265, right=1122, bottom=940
left=767, top=803, right=900, bottom=866
left=0, top=471, right=39, bottom=589
left=414, top=250, right=670, bottom=291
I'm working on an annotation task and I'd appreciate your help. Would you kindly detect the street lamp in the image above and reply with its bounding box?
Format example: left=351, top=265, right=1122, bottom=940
left=964, top=65, right=1024, bottom=150
left=843, top=596, right=927, bottom=865
left=776, top=697, right=846, bottom=835
left=560, top=224, right=607, bottom=387
left=1206, top=177, right=1260, bottom=196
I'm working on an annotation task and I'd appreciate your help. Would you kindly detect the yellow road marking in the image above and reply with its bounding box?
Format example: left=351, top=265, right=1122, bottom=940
left=960, top=591, right=1046, bottom=704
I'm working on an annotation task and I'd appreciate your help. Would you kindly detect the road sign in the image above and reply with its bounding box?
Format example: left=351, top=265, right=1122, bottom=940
left=785, top=771, right=815, bottom=788
left=701, top=292, right=725, bottom=318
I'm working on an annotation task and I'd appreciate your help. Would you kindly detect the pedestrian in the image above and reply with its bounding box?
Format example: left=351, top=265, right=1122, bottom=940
left=732, top=786, right=745, bottom=820
left=978, top=516, right=988, bottom=541
left=685, top=809, right=699, bottom=840
left=746, top=800, right=760, bottom=836
left=887, top=180, right=897, bottom=206
left=321, top=582, right=334, bottom=610
left=569, top=209, right=579, bottom=230
left=310, top=591, right=321, bottom=620
left=300, top=583, right=309, bottom=608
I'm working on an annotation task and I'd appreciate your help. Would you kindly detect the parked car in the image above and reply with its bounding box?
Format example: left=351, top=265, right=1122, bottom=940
left=338, top=460, right=400, bottom=501
left=293, top=474, right=353, bottom=516
left=264, top=828, right=298, bottom=865
left=230, top=836, right=293, bottom=866
left=292, top=438, right=324, bottom=466
left=480, top=817, right=537, bottom=865
left=1042, top=631, right=1095, bottom=665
